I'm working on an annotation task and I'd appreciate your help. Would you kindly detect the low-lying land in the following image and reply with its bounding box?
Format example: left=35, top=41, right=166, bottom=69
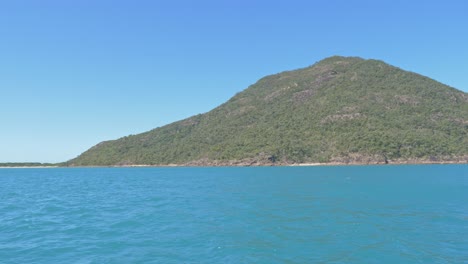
left=0, top=163, right=57, bottom=168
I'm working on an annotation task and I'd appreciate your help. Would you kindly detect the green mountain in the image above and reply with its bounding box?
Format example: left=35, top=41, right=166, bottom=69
left=66, top=56, right=468, bottom=166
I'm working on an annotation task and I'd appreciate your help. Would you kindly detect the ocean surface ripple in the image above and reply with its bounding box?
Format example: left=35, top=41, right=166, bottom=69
left=0, top=165, right=467, bottom=263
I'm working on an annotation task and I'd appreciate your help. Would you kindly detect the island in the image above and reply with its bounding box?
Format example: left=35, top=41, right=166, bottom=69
left=45, top=56, right=468, bottom=167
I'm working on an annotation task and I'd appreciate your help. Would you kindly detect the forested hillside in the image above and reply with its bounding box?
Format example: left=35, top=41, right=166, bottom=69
left=66, top=56, right=468, bottom=166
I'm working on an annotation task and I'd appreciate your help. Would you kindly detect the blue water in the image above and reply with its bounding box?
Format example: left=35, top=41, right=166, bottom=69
left=0, top=165, right=467, bottom=263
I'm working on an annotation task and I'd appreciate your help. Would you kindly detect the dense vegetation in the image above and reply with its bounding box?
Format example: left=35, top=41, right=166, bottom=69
left=66, top=56, right=468, bottom=166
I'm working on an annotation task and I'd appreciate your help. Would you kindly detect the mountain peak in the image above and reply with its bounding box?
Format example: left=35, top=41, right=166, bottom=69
left=315, top=55, right=365, bottom=65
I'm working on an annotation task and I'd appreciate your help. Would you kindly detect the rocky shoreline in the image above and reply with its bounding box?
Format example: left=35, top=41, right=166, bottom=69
left=3, top=156, right=467, bottom=168
left=100, top=156, right=468, bottom=167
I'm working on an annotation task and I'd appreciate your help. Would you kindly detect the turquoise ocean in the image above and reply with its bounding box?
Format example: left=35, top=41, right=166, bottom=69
left=0, top=165, right=467, bottom=263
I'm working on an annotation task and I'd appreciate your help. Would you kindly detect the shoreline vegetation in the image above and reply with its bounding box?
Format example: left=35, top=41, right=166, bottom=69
left=1, top=157, right=466, bottom=168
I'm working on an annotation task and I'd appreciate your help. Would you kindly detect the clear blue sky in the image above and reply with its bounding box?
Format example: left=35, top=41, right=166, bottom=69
left=1, top=0, right=467, bottom=163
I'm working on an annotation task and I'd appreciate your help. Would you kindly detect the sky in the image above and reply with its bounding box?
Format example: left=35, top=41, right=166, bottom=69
left=1, top=0, right=467, bottom=163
